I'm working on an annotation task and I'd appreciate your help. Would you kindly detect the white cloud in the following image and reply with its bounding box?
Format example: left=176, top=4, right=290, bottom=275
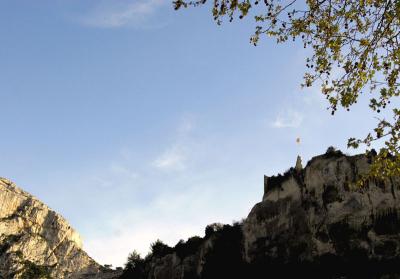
left=49, top=114, right=262, bottom=268
left=272, top=109, right=304, bottom=128
left=85, top=218, right=201, bottom=267
left=82, top=168, right=258, bottom=266
left=81, top=0, right=165, bottom=28
left=83, top=186, right=234, bottom=267
left=152, top=145, right=187, bottom=171
left=177, top=114, right=195, bottom=135
left=109, top=163, right=138, bottom=180
left=152, top=116, right=197, bottom=172
left=86, top=161, right=139, bottom=191
left=302, top=87, right=327, bottom=107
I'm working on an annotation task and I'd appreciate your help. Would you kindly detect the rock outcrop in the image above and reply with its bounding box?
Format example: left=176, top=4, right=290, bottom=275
left=0, top=177, right=120, bottom=279
left=243, top=149, right=400, bottom=277
left=2, top=149, right=400, bottom=278
left=120, top=149, right=400, bottom=279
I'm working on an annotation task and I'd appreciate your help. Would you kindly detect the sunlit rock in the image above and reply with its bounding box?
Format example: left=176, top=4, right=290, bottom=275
left=0, top=178, right=120, bottom=279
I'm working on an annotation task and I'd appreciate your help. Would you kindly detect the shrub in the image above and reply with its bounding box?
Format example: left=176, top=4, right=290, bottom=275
left=174, top=236, right=203, bottom=259
left=21, top=261, right=51, bottom=279
left=150, top=240, right=173, bottom=258
left=205, top=223, right=224, bottom=238
left=125, top=250, right=143, bottom=271
left=121, top=250, right=146, bottom=279
left=0, top=234, right=22, bottom=255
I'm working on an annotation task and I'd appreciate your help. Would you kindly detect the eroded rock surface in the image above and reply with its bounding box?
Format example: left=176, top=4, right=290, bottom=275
left=0, top=177, right=120, bottom=279
left=243, top=150, right=400, bottom=277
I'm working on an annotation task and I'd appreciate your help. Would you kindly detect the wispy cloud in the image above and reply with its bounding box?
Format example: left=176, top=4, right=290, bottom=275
left=52, top=114, right=261, bottom=267
left=81, top=0, right=165, bottom=28
left=109, top=163, right=139, bottom=180
left=272, top=109, right=304, bottom=128
left=152, top=145, right=187, bottom=171
left=85, top=187, right=215, bottom=266
left=177, top=114, right=195, bottom=135
left=301, top=84, right=329, bottom=107
left=152, top=116, right=196, bottom=172
left=84, top=177, right=254, bottom=267
left=85, top=160, right=139, bottom=191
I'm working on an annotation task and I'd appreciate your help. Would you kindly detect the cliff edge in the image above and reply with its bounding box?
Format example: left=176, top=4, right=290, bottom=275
left=0, top=177, right=119, bottom=279
left=120, top=149, right=400, bottom=279
left=243, top=149, right=400, bottom=277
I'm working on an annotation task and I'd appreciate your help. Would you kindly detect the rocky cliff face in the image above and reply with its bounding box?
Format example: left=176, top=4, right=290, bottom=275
left=120, top=149, right=400, bottom=279
left=2, top=150, right=400, bottom=278
left=0, top=177, right=119, bottom=279
left=243, top=149, right=400, bottom=277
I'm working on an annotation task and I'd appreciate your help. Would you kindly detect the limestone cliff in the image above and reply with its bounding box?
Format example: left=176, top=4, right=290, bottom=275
left=0, top=177, right=119, bottom=279
left=120, top=149, right=400, bottom=279
left=243, top=149, right=400, bottom=277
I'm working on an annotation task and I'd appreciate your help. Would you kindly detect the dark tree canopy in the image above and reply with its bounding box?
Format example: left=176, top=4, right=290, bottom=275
left=174, top=0, right=400, bottom=182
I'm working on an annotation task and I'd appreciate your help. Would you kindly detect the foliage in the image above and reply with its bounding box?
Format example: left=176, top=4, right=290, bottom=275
left=201, top=223, right=246, bottom=278
left=0, top=235, right=21, bottom=255
left=121, top=222, right=245, bottom=278
left=174, top=236, right=203, bottom=258
left=205, top=223, right=224, bottom=238
left=150, top=239, right=173, bottom=258
left=0, top=235, right=52, bottom=278
left=125, top=250, right=143, bottom=270
left=323, top=146, right=344, bottom=158
left=15, top=251, right=23, bottom=259
left=174, top=0, right=400, bottom=181
left=121, top=250, right=146, bottom=279
left=21, top=261, right=52, bottom=279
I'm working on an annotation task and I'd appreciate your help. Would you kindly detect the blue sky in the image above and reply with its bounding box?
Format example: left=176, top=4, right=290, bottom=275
left=0, top=0, right=387, bottom=267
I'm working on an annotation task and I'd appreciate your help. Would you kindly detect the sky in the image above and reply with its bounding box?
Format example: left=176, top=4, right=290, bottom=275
left=0, top=0, right=389, bottom=267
